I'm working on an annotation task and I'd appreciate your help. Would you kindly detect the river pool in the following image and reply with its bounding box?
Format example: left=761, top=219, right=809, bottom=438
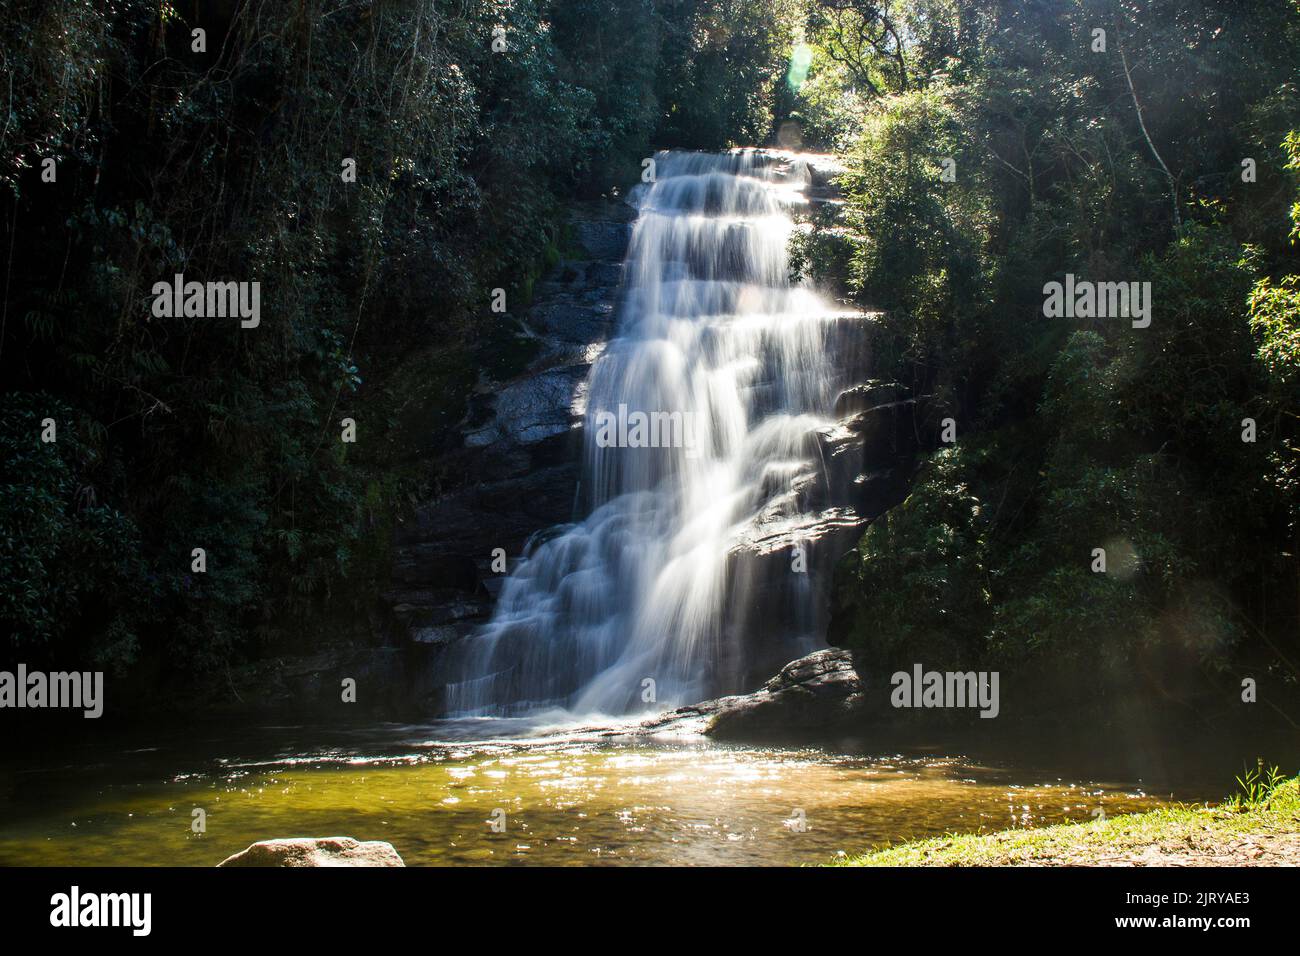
left=0, top=717, right=1230, bottom=866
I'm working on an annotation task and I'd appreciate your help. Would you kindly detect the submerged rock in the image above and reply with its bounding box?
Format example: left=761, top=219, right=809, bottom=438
left=217, top=837, right=406, bottom=867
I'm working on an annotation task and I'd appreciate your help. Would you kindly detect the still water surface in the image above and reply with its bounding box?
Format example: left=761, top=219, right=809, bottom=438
left=0, top=718, right=1225, bottom=866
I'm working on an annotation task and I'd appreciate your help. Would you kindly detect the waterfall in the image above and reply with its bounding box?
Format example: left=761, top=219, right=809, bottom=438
left=446, top=149, right=861, bottom=717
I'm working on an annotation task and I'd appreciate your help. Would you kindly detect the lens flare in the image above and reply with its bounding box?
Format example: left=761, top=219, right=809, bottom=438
left=787, top=43, right=813, bottom=92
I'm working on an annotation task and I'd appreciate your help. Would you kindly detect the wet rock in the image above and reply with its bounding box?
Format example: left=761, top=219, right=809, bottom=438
left=392, top=464, right=578, bottom=582
left=218, top=837, right=405, bottom=867
left=411, top=623, right=478, bottom=646
left=643, top=648, right=868, bottom=742
left=463, top=363, right=588, bottom=448
left=833, top=380, right=906, bottom=417
left=386, top=199, right=632, bottom=657
left=572, top=214, right=633, bottom=262
left=528, top=297, right=617, bottom=348
left=817, top=399, right=919, bottom=511
left=709, top=386, right=921, bottom=692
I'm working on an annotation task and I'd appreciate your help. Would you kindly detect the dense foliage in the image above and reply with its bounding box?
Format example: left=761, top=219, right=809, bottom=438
left=809, top=0, right=1300, bottom=717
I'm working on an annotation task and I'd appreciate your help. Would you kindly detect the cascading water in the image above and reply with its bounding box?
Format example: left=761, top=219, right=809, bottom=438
left=446, top=149, right=862, bottom=717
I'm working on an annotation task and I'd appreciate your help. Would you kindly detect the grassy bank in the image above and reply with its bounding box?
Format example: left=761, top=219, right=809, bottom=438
left=834, top=772, right=1300, bottom=867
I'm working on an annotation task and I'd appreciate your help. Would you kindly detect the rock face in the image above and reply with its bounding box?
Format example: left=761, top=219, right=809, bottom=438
left=642, top=648, right=869, bottom=742
left=716, top=379, right=922, bottom=690
left=217, top=837, right=406, bottom=867
left=695, top=152, right=925, bottom=693
left=383, top=199, right=634, bottom=708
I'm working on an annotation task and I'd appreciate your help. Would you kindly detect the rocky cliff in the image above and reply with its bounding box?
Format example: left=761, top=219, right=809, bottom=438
left=382, top=199, right=636, bottom=711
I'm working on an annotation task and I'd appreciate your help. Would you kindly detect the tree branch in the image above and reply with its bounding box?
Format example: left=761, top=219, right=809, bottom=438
left=1117, top=29, right=1180, bottom=228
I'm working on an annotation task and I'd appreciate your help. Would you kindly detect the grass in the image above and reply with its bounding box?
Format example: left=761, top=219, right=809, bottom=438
left=832, top=768, right=1300, bottom=867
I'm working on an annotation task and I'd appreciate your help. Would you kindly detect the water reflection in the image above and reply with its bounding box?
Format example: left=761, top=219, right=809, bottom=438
left=0, top=719, right=1211, bottom=866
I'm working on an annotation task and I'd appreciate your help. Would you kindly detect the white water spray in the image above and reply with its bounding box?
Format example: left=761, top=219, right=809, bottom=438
left=447, top=149, right=860, bottom=716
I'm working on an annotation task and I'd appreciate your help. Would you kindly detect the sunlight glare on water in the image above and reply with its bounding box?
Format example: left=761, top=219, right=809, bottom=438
left=0, top=722, right=1183, bottom=867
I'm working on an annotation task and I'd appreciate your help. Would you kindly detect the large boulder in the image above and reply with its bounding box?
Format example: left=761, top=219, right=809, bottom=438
left=641, top=648, right=868, bottom=742
left=218, top=837, right=406, bottom=868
